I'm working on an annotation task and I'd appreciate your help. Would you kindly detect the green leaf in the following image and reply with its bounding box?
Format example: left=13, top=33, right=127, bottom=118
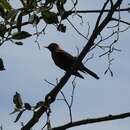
left=59, top=0, right=66, bottom=4
left=13, top=92, right=23, bottom=109
left=42, top=10, right=59, bottom=24
left=28, top=14, right=35, bottom=23
left=5, top=9, right=18, bottom=21
left=0, top=0, right=12, bottom=11
left=14, top=110, right=25, bottom=123
left=14, top=41, right=23, bottom=46
left=9, top=108, right=19, bottom=115
left=0, top=3, right=6, bottom=18
left=60, top=11, right=72, bottom=20
left=0, top=24, right=7, bottom=37
left=24, top=103, right=31, bottom=110
left=0, top=58, right=5, bottom=71
left=27, top=0, right=37, bottom=7
left=12, top=31, right=32, bottom=40
left=28, top=14, right=39, bottom=25
left=16, top=12, right=23, bottom=32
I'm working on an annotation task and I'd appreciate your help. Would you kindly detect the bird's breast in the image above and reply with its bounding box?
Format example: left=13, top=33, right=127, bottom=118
left=51, top=51, right=73, bottom=71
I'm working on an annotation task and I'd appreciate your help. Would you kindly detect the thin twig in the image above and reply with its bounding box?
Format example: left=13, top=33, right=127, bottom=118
left=60, top=91, right=73, bottom=122
left=67, top=18, right=88, bottom=40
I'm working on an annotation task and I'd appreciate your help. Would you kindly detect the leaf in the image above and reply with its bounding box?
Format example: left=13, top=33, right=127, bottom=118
left=0, top=58, right=5, bottom=71
left=34, top=101, right=45, bottom=110
left=6, top=9, right=18, bottom=20
left=57, top=24, right=66, bottom=32
left=12, top=31, right=32, bottom=40
left=5, top=9, right=18, bottom=29
left=60, top=11, right=72, bottom=20
left=45, top=0, right=56, bottom=5
left=28, top=14, right=39, bottom=25
left=14, top=42, right=23, bottom=46
left=28, top=14, right=35, bottom=23
left=27, top=0, right=37, bottom=7
left=13, top=92, right=23, bottom=109
left=42, top=10, right=59, bottom=24
left=0, top=24, right=7, bottom=37
left=59, top=0, right=67, bottom=4
left=14, top=110, right=25, bottom=123
left=24, top=103, right=31, bottom=110
left=0, top=3, right=6, bottom=18
left=16, top=12, right=23, bottom=32
left=0, top=0, right=12, bottom=11
left=9, top=108, right=19, bottom=115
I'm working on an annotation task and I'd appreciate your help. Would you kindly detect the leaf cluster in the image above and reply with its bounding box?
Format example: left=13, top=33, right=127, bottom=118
left=0, top=0, right=74, bottom=45
left=11, top=92, right=46, bottom=123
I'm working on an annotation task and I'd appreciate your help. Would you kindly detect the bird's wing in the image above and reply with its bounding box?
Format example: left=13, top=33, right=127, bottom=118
left=52, top=50, right=76, bottom=70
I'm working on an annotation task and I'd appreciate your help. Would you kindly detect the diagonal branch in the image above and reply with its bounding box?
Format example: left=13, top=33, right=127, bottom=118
left=21, top=1, right=123, bottom=130
left=95, top=0, right=109, bottom=29
left=74, top=0, right=123, bottom=64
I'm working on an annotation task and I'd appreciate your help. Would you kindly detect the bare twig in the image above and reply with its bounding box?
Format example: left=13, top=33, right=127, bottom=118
left=72, top=7, right=130, bottom=14
left=44, top=79, right=55, bottom=87
left=59, top=77, right=77, bottom=123
left=34, top=25, right=41, bottom=50
left=70, top=77, right=76, bottom=108
left=60, top=91, right=73, bottom=122
left=83, top=53, right=94, bottom=64
left=71, top=0, right=78, bottom=11
left=111, top=18, right=130, bottom=25
left=67, top=18, right=88, bottom=40
left=86, top=22, right=90, bottom=39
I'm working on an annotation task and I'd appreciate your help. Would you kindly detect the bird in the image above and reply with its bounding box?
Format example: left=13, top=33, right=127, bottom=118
left=44, top=43, right=99, bottom=79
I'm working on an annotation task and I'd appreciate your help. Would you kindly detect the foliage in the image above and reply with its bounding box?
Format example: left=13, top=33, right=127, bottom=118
left=0, top=58, right=5, bottom=71
left=0, top=0, right=74, bottom=45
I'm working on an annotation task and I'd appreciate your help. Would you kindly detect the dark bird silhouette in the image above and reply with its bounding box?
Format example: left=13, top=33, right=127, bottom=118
left=45, top=43, right=99, bottom=79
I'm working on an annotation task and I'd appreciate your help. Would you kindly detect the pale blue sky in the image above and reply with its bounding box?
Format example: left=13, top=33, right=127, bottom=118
left=0, top=1, right=130, bottom=130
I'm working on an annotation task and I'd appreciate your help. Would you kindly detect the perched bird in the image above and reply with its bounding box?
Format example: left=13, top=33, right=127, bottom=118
left=45, top=43, right=99, bottom=79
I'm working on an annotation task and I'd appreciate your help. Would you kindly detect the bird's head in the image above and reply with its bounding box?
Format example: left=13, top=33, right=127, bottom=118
left=44, top=43, right=60, bottom=52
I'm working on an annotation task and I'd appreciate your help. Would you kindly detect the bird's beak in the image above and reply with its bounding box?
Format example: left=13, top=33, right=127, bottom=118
left=43, top=46, right=48, bottom=49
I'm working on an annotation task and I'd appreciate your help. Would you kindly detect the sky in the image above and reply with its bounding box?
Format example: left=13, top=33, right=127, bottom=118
left=0, top=0, right=130, bottom=130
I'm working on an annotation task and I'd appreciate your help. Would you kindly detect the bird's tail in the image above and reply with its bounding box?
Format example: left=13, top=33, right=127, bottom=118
left=80, top=64, right=99, bottom=79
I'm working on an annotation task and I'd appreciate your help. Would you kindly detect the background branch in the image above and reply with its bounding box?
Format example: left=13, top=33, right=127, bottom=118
left=5, top=7, right=130, bottom=33
left=52, top=112, right=130, bottom=130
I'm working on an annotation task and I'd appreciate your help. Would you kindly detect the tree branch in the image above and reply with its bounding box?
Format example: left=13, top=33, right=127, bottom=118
left=51, top=112, right=130, bottom=130
left=112, top=18, right=130, bottom=25
left=21, top=1, right=123, bottom=130
left=6, top=8, right=130, bottom=32
left=72, top=7, right=130, bottom=14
